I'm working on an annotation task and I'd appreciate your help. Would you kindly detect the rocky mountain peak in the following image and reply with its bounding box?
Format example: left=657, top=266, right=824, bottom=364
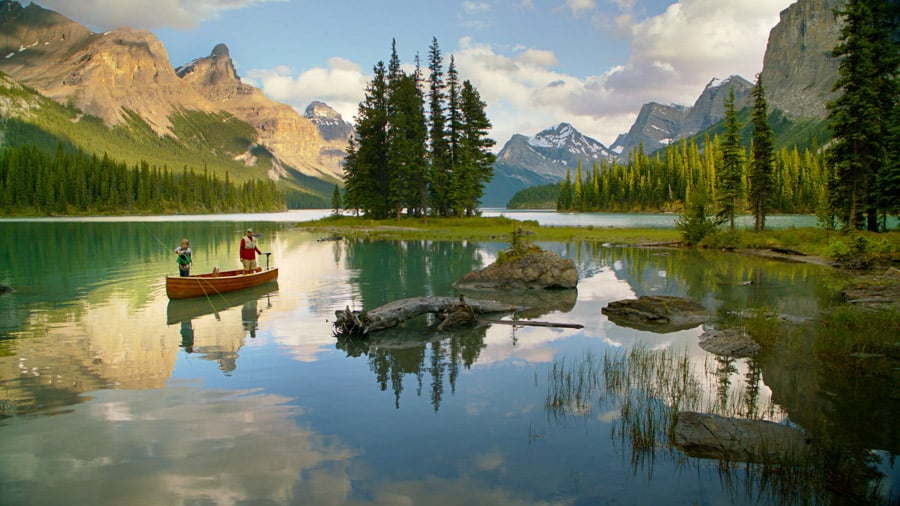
left=496, top=123, right=610, bottom=180
left=175, top=43, right=244, bottom=101
left=304, top=100, right=352, bottom=143
left=305, top=100, right=341, bottom=120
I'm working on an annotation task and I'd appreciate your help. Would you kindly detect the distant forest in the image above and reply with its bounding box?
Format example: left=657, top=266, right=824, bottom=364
left=0, top=144, right=286, bottom=215
left=515, top=138, right=826, bottom=215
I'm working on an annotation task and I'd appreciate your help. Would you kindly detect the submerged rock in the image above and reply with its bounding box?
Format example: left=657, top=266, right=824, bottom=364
left=699, top=325, right=760, bottom=358
left=672, top=411, right=811, bottom=462
left=601, top=295, right=709, bottom=333
left=453, top=250, right=578, bottom=290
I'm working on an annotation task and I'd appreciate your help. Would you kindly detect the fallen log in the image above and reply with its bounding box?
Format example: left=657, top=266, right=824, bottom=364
left=333, top=296, right=522, bottom=337
left=478, top=319, right=583, bottom=329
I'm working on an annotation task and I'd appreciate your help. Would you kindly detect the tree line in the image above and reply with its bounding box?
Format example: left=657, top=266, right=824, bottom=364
left=553, top=0, right=898, bottom=234
left=342, top=38, right=496, bottom=219
left=0, top=144, right=286, bottom=214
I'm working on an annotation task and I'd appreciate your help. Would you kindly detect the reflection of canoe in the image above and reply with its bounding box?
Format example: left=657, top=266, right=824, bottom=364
left=165, top=267, right=278, bottom=300
left=166, top=281, right=278, bottom=324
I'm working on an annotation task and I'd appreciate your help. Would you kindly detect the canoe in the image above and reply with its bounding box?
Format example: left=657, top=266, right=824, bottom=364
left=166, top=281, right=279, bottom=324
left=166, top=267, right=278, bottom=300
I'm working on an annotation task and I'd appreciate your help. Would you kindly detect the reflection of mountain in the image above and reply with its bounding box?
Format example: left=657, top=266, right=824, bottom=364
left=0, top=386, right=359, bottom=504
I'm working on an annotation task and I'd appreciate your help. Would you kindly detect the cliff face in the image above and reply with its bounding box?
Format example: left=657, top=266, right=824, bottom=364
left=176, top=45, right=343, bottom=180
left=0, top=1, right=213, bottom=132
left=0, top=1, right=345, bottom=182
left=759, top=0, right=844, bottom=119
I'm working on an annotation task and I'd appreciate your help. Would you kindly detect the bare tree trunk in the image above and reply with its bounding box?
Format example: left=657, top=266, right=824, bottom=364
left=333, top=296, right=521, bottom=337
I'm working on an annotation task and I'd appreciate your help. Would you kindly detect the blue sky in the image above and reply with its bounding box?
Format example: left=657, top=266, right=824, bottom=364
left=36, top=0, right=795, bottom=146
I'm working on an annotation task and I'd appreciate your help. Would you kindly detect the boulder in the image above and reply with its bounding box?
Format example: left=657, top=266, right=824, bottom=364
left=672, top=411, right=811, bottom=462
left=453, top=250, right=578, bottom=290
left=601, top=295, right=709, bottom=333
left=698, top=325, right=760, bottom=358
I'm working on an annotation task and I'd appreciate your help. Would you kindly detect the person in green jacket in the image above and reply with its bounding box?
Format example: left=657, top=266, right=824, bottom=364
left=175, top=239, right=192, bottom=276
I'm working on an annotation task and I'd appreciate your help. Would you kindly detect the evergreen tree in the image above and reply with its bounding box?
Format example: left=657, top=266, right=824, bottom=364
left=456, top=80, right=496, bottom=215
left=331, top=184, right=342, bottom=215
left=827, top=0, right=896, bottom=230
left=427, top=37, right=452, bottom=216
left=717, top=85, right=744, bottom=231
left=347, top=61, right=391, bottom=218
left=749, top=75, right=775, bottom=232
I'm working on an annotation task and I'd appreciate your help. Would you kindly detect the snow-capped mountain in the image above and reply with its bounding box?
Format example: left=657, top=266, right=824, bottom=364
left=482, top=123, right=612, bottom=206
left=495, top=123, right=612, bottom=181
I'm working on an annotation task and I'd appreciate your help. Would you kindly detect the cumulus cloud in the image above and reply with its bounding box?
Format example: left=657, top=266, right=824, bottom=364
left=246, top=0, right=791, bottom=147
left=451, top=0, right=791, bottom=145
left=38, top=0, right=284, bottom=30
left=243, top=57, right=368, bottom=123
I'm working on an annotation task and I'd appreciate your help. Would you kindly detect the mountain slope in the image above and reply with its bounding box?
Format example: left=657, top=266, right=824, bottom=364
left=0, top=0, right=340, bottom=206
left=758, top=0, right=843, bottom=120
left=494, top=123, right=611, bottom=180
left=176, top=44, right=343, bottom=181
left=610, top=75, right=753, bottom=158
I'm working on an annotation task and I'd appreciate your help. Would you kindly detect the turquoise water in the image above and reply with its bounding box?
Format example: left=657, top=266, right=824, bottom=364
left=0, top=217, right=896, bottom=505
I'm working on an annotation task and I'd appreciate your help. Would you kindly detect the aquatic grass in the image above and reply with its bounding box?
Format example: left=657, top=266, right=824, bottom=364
left=296, top=215, right=681, bottom=244
left=544, top=345, right=899, bottom=505
left=817, top=306, right=900, bottom=360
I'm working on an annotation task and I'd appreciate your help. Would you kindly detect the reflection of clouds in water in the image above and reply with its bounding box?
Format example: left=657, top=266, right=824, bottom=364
left=0, top=386, right=357, bottom=505
left=363, top=476, right=559, bottom=506
left=262, top=234, right=360, bottom=363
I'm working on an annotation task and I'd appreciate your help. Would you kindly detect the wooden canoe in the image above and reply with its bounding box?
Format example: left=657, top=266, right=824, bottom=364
left=166, top=267, right=278, bottom=300
left=166, top=281, right=279, bottom=324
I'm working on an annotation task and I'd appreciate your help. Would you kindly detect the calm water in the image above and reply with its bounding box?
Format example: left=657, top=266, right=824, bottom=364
left=0, top=217, right=897, bottom=505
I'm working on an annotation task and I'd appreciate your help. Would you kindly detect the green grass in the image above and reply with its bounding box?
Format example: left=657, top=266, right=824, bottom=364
left=296, top=215, right=682, bottom=244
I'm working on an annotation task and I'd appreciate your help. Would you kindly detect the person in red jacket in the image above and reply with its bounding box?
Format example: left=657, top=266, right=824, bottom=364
left=240, top=228, right=263, bottom=274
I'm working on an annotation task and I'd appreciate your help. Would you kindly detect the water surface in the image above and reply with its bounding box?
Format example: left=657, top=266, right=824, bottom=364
left=0, top=219, right=896, bottom=505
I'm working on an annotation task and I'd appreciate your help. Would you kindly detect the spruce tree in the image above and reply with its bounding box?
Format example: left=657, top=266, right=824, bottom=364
left=749, top=75, right=775, bottom=232
left=331, top=184, right=342, bottom=215
left=717, top=85, right=744, bottom=232
left=427, top=37, right=452, bottom=216
left=456, top=80, right=495, bottom=216
left=827, top=0, right=888, bottom=230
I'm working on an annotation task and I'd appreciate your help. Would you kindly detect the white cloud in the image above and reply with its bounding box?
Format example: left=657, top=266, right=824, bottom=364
left=244, top=58, right=368, bottom=123
left=565, top=0, right=597, bottom=15
left=39, top=0, right=285, bottom=30
left=248, top=0, right=792, bottom=148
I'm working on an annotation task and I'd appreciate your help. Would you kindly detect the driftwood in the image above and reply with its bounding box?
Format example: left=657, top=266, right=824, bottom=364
left=479, top=319, right=584, bottom=329
left=333, top=296, right=522, bottom=337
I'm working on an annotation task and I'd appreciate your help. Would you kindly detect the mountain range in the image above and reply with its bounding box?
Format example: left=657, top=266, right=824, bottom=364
left=0, top=0, right=844, bottom=209
left=485, top=0, right=842, bottom=206
left=0, top=0, right=351, bottom=205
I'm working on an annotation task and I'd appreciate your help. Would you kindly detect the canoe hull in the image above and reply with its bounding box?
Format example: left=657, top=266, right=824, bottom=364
left=166, top=268, right=279, bottom=300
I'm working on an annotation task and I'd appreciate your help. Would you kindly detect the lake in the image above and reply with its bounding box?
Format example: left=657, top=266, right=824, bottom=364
left=0, top=215, right=897, bottom=505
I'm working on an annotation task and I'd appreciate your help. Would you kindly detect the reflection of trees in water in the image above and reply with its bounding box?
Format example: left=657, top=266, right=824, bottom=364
left=559, top=241, right=836, bottom=321
left=343, top=239, right=484, bottom=308
left=543, top=347, right=897, bottom=505
left=336, top=322, right=488, bottom=411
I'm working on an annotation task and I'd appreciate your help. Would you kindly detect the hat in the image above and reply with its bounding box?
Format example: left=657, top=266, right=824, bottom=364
left=247, top=228, right=254, bottom=233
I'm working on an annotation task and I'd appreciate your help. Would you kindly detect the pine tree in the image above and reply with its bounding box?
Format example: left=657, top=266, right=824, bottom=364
left=427, top=37, right=452, bottom=216
left=717, top=85, right=744, bottom=232
left=456, top=80, right=495, bottom=215
left=331, top=184, right=342, bottom=215
left=749, top=75, right=775, bottom=232
left=346, top=61, right=390, bottom=218
left=827, top=0, right=893, bottom=230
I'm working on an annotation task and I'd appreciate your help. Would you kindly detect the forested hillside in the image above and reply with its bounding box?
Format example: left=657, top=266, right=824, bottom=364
left=0, top=144, right=285, bottom=215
